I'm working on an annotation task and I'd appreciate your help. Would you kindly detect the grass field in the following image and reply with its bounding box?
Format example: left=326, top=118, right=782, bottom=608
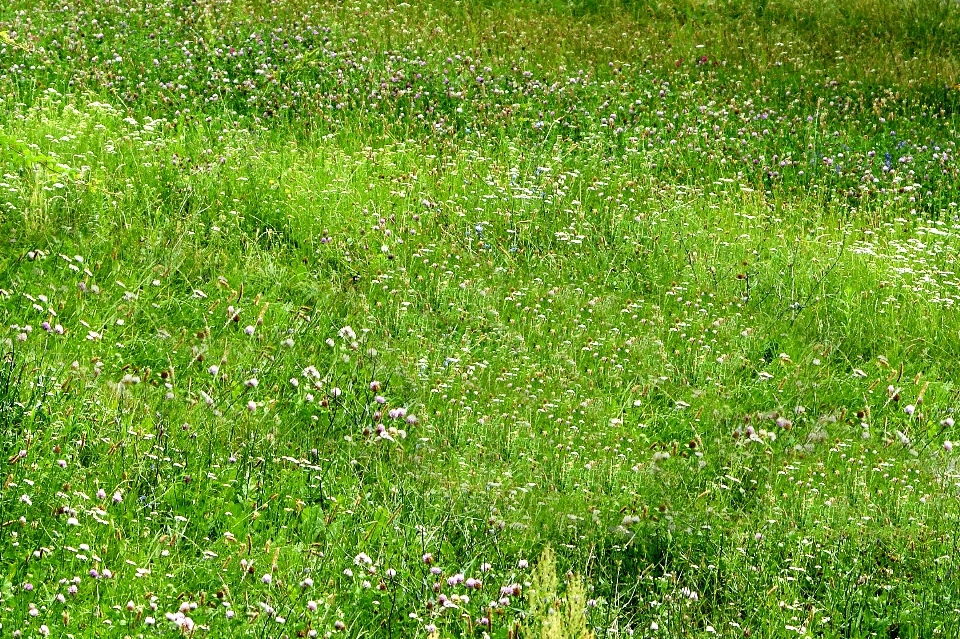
left=2, top=0, right=960, bottom=636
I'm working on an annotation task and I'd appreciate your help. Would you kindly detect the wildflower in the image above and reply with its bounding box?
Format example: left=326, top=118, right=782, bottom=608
left=945, top=441, right=954, bottom=452
left=354, top=552, right=373, bottom=566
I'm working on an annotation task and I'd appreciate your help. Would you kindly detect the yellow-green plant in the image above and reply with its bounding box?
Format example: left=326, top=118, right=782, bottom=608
left=524, top=547, right=594, bottom=639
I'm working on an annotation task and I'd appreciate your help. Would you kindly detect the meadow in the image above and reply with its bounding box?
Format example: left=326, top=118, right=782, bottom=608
left=2, top=0, right=960, bottom=636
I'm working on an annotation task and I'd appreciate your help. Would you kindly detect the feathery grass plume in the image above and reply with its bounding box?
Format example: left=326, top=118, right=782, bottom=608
left=524, top=546, right=594, bottom=639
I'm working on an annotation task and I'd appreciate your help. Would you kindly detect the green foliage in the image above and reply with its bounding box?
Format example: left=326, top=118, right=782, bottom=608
left=0, top=0, right=959, bottom=637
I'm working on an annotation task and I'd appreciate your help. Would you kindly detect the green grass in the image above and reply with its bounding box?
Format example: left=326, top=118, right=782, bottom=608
left=2, top=0, right=960, bottom=637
